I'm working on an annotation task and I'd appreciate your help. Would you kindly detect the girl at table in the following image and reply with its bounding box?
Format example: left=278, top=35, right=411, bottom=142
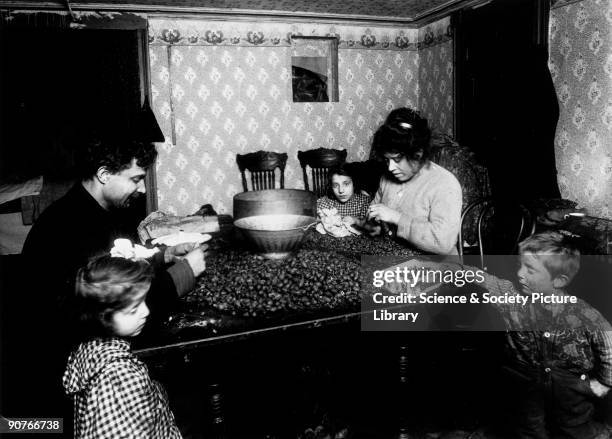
left=317, top=163, right=371, bottom=228
left=367, top=108, right=462, bottom=254
left=63, top=255, right=182, bottom=439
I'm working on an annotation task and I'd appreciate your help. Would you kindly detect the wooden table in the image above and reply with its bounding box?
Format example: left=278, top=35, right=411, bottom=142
left=133, top=230, right=426, bottom=437
left=135, top=229, right=426, bottom=353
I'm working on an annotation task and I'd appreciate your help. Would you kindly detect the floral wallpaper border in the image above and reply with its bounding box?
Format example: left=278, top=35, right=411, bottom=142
left=0, top=10, right=451, bottom=50
left=149, top=17, right=452, bottom=50
left=417, top=16, right=452, bottom=49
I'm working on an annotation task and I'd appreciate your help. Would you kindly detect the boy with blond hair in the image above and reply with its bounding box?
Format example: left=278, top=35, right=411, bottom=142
left=492, top=231, right=612, bottom=438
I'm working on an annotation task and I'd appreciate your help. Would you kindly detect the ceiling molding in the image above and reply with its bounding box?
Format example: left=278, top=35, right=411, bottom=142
left=1, top=2, right=419, bottom=25
left=146, top=9, right=422, bottom=27
left=413, top=0, right=464, bottom=20
left=147, top=13, right=420, bottom=28
left=1, top=0, right=479, bottom=27
left=414, top=0, right=491, bottom=25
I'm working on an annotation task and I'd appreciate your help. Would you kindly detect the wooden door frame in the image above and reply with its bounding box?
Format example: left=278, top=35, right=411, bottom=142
left=136, top=25, right=159, bottom=214
left=1, top=10, right=158, bottom=213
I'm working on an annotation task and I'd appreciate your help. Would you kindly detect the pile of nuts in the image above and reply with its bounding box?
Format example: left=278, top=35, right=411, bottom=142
left=187, top=248, right=362, bottom=318
left=185, top=231, right=421, bottom=319
left=301, top=231, right=421, bottom=258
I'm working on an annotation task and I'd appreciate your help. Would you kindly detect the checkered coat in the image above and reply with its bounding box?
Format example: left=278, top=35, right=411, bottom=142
left=316, top=192, right=371, bottom=219
left=63, top=338, right=182, bottom=439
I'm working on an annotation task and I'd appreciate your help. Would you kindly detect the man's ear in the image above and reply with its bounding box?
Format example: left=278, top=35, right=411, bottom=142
left=96, top=167, right=111, bottom=184
left=414, top=150, right=423, bottom=161
left=552, top=274, right=570, bottom=289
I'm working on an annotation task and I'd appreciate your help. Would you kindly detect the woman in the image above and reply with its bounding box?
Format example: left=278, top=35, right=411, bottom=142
left=367, top=108, right=462, bottom=254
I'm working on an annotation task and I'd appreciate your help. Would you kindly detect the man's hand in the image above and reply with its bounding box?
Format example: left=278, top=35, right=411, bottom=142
left=589, top=379, right=610, bottom=398
left=182, top=246, right=207, bottom=277
left=367, top=204, right=401, bottom=225
left=164, top=242, right=200, bottom=263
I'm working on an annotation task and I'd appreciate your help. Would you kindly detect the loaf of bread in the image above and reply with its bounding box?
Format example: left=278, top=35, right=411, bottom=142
left=138, top=211, right=220, bottom=244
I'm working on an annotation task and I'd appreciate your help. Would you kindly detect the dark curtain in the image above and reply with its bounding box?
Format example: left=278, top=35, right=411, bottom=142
left=456, top=0, right=561, bottom=203
left=485, top=46, right=561, bottom=201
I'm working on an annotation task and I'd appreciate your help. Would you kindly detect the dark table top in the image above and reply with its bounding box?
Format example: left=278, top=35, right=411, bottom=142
left=133, top=229, right=425, bottom=358
left=133, top=222, right=612, bottom=361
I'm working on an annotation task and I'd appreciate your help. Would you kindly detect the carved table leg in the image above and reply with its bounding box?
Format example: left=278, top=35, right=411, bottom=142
left=183, top=351, right=226, bottom=439
left=398, top=344, right=412, bottom=439
left=209, top=382, right=226, bottom=439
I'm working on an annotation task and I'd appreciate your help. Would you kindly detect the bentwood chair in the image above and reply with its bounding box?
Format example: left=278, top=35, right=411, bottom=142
left=236, top=151, right=288, bottom=192
left=458, top=197, right=536, bottom=269
left=297, top=148, right=347, bottom=197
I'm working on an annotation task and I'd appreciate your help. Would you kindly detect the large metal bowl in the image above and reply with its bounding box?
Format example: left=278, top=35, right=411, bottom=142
left=234, top=214, right=317, bottom=259
left=233, top=189, right=317, bottom=221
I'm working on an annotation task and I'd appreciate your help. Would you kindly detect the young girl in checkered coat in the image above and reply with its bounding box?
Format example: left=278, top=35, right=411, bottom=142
left=316, top=163, right=371, bottom=225
left=63, top=255, right=182, bottom=439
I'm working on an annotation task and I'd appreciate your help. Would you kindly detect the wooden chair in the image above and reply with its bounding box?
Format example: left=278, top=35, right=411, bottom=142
left=236, top=151, right=288, bottom=192
left=430, top=133, right=492, bottom=245
left=345, top=159, right=386, bottom=198
left=297, top=148, right=347, bottom=197
left=458, top=197, right=536, bottom=269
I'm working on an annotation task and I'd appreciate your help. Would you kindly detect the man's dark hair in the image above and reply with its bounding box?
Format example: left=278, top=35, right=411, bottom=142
left=372, top=107, right=432, bottom=162
left=78, top=138, right=158, bottom=179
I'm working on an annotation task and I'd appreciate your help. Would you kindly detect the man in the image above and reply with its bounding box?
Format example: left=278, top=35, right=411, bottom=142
left=19, top=138, right=205, bottom=420
left=23, top=138, right=205, bottom=313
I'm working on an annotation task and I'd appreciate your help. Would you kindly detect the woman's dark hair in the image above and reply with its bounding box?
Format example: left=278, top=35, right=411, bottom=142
left=326, top=163, right=360, bottom=198
left=72, top=255, right=153, bottom=338
left=372, top=107, right=432, bottom=163
left=77, top=138, right=158, bottom=180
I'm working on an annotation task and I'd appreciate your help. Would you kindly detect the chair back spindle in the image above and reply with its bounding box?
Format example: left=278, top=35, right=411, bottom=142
left=297, top=148, right=347, bottom=197
left=236, top=151, right=288, bottom=192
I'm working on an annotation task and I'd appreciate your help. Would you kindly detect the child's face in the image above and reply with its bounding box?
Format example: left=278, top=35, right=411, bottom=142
left=111, top=289, right=150, bottom=337
left=331, top=174, right=354, bottom=203
left=517, top=252, right=555, bottom=296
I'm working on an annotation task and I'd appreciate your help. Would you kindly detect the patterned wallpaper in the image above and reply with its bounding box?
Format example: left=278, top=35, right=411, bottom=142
left=549, top=0, right=612, bottom=219
left=418, top=17, right=454, bottom=136
left=149, top=17, right=453, bottom=215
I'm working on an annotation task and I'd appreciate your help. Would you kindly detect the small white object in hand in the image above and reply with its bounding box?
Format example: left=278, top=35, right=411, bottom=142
left=317, top=208, right=359, bottom=238
left=151, top=231, right=211, bottom=247
left=111, top=238, right=159, bottom=260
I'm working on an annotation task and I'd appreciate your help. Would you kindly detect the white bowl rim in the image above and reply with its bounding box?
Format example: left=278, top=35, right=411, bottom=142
left=234, top=214, right=316, bottom=231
